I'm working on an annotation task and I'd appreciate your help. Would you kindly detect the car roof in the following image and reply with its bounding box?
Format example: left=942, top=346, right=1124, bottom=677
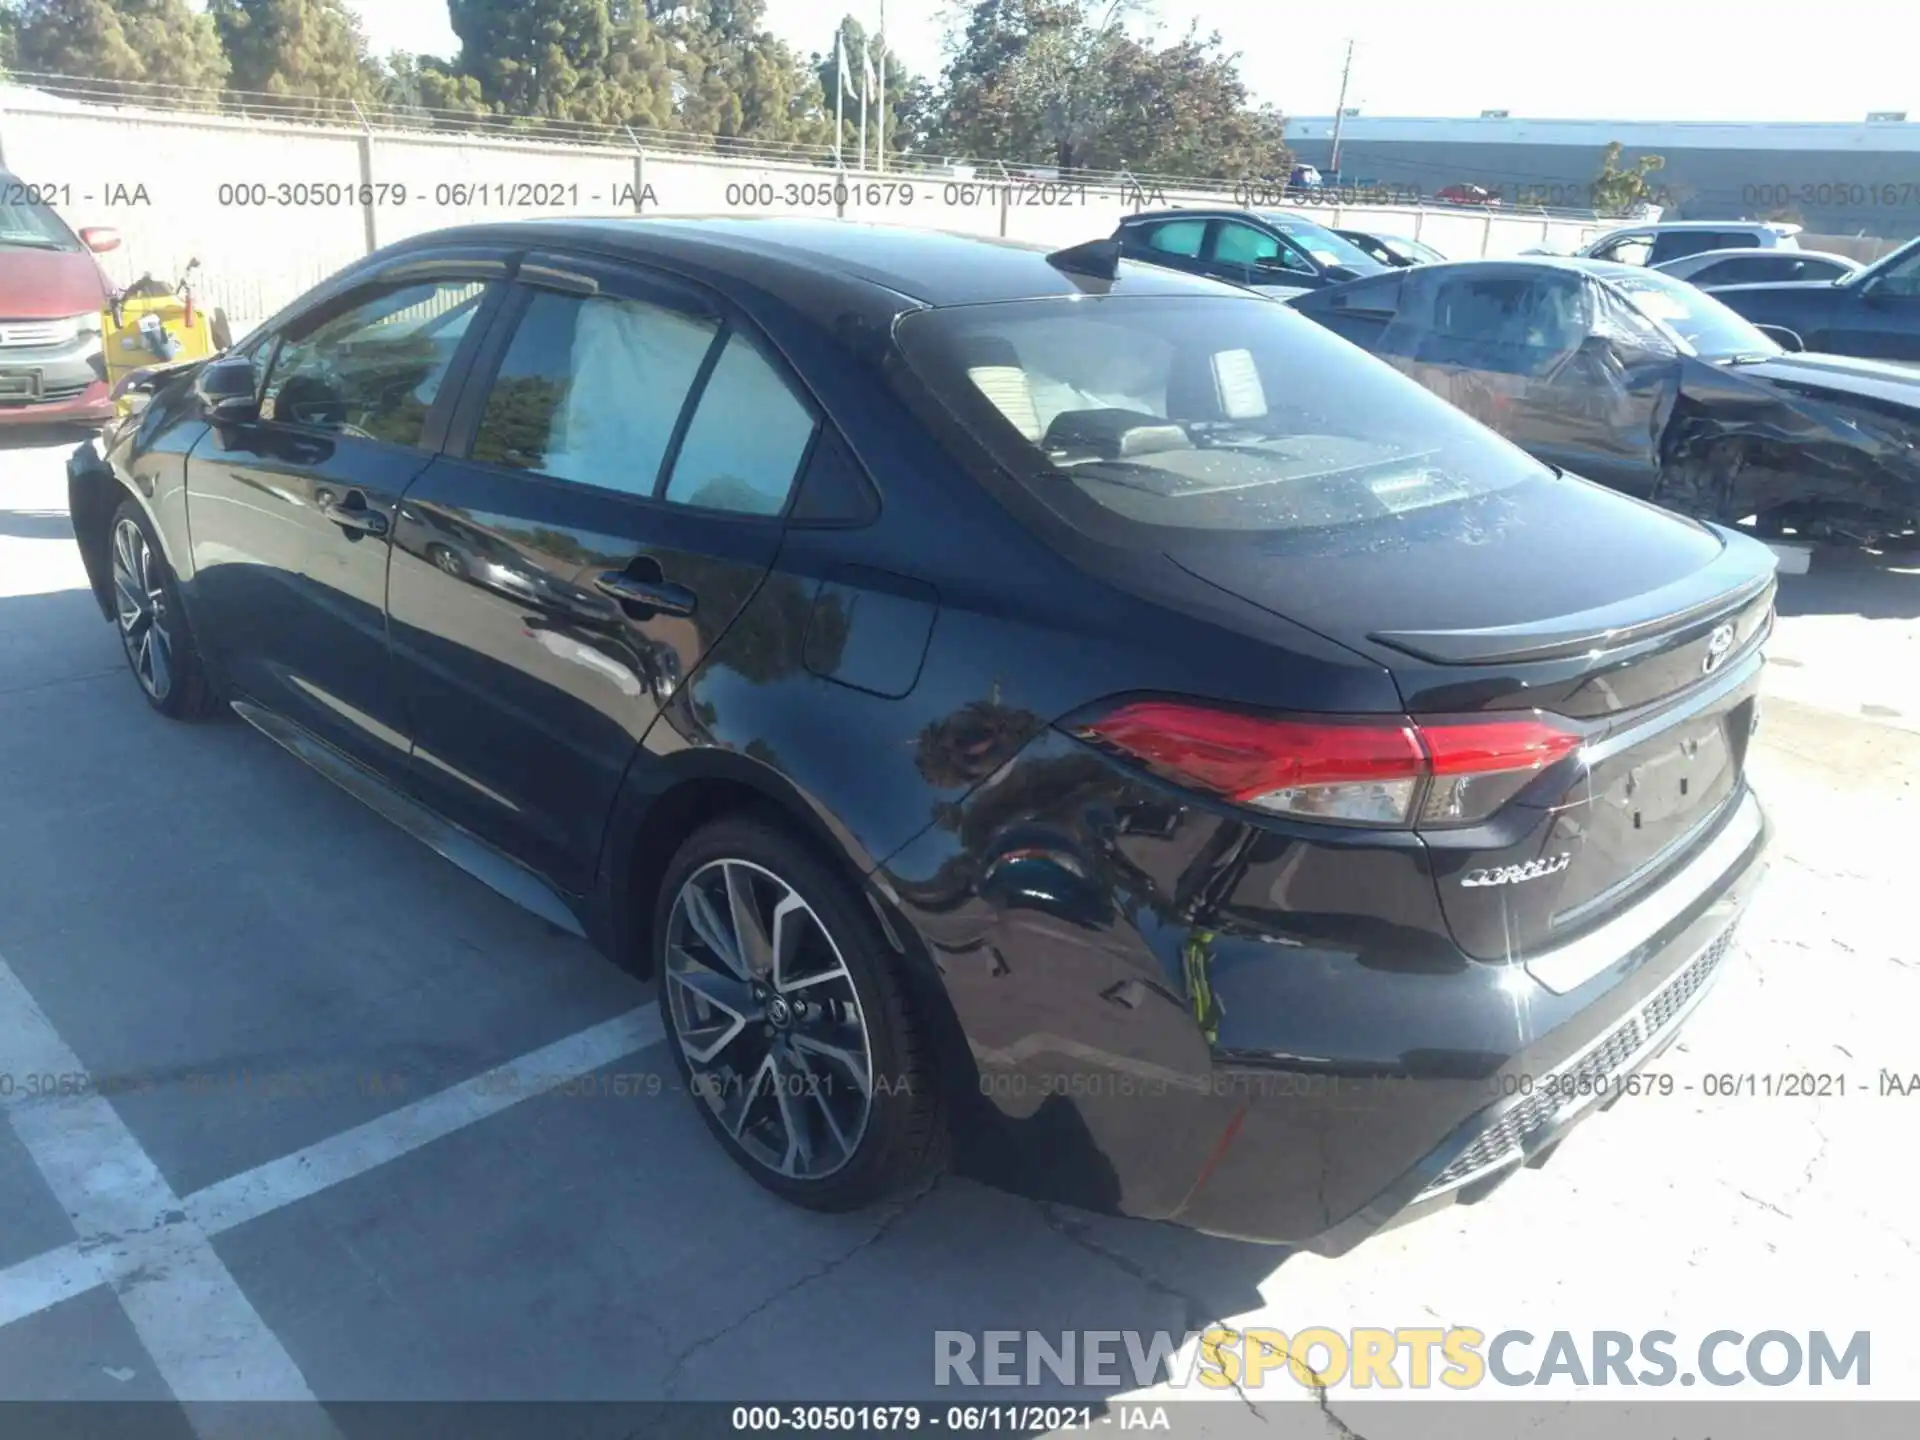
left=1662, top=247, right=1858, bottom=267
left=1595, top=220, right=1802, bottom=234
left=374, top=215, right=1236, bottom=311
left=1122, top=206, right=1339, bottom=230
left=1338, top=255, right=1660, bottom=286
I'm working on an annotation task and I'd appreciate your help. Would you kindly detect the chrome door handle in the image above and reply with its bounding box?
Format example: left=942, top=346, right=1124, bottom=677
left=592, top=571, right=696, bottom=617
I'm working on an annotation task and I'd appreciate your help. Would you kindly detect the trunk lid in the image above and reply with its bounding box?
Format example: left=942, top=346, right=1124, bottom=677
left=1163, top=473, right=1778, bottom=961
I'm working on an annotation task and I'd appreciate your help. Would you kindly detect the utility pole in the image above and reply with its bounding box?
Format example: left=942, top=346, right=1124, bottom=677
left=1328, top=39, right=1355, bottom=181
left=876, top=0, right=887, bottom=173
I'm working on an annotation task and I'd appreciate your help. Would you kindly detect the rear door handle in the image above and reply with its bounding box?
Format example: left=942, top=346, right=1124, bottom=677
left=593, top=571, right=696, bottom=617
left=322, top=494, right=389, bottom=537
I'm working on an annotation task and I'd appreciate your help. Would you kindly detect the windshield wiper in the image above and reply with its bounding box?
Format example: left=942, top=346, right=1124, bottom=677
left=0, top=235, right=66, bottom=250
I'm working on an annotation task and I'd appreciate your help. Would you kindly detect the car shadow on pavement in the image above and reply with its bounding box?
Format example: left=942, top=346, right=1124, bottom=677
left=0, top=423, right=96, bottom=454
left=1773, top=545, right=1920, bottom=620
left=0, top=508, right=74, bottom=541
left=0, top=579, right=1295, bottom=1410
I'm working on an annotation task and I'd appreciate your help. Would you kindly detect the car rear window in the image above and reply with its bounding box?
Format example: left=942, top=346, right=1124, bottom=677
left=893, top=295, right=1549, bottom=541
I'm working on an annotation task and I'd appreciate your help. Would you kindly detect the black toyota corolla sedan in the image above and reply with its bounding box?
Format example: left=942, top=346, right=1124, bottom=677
left=69, top=218, right=1773, bottom=1252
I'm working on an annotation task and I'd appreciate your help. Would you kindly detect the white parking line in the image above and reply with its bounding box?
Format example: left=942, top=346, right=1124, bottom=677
left=184, top=1006, right=665, bottom=1236
left=0, top=954, right=333, bottom=1433
left=0, top=988, right=665, bottom=1346
left=0, top=1239, right=100, bottom=1331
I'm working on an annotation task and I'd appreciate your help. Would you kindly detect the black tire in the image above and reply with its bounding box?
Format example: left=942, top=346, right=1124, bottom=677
left=107, top=498, right=219, bottom=720
left=653, top=815, right=947, bottom=1210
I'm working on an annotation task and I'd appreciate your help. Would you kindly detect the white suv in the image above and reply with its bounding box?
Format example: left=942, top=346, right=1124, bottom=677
left=1574, top=222, right=1802, bottom=268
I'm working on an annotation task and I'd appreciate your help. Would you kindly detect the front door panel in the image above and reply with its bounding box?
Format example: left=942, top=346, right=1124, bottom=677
left=189, top=423, right=429, bottom=772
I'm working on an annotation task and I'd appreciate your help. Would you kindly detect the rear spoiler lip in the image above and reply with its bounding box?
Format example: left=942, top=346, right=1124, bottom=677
left=1368, top=537, right=1777, bottom=667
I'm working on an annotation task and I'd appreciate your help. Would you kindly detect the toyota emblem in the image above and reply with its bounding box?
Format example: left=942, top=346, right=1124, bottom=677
left=1702, top=622, right=1736, bottom=674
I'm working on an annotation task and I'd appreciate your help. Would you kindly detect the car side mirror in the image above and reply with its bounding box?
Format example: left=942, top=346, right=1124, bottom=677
left=1754, top=324, right=1804, bottom=352
left=1323, top=264, right=1365, bottom=283
left=79, top=226, right=121, bottom=254
left=193, top=355, right=259, bottom=423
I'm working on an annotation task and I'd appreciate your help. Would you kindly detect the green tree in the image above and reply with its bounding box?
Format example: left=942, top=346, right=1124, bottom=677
left=14, top=0, right=229, bottom=95
left=813, top=15, right=919, bottom=161
left=210, top=0, right=380, bottom=114
left=651, top=0, right=829, bottom=150
left=936, top=0, right=1101, bottom=167
left=448, top=0, right=619, bottom=124
left=1590, top=141, right=1667, bottom=216
left=1102, top=24, right=1289, bottom=178
left=935, top=0, right=1282, bottom=177
left=376, top=51, right=493, bottom=127
left=604, top=10, right=677, bottom=132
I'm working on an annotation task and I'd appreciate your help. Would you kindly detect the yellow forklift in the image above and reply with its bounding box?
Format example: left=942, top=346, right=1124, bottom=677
left=103, top=259, right=231, bottom=416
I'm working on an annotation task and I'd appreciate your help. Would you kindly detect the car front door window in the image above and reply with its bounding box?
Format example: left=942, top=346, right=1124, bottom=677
left=1214, top=222, right=1314, bottom=279
left=1870, top=248, right=1920, bottom=298
left=260, top=281, right=488, bottom=446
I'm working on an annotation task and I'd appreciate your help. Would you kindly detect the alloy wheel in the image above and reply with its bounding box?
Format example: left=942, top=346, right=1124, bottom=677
left=664, top=858, right=875, bottom=1180
left=111, top=517, right=173, bottom=702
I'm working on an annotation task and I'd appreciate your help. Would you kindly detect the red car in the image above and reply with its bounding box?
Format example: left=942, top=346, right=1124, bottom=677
left=0, top=173, right=119, bottom=427
left=1436, top=184, right=1501, bottom=207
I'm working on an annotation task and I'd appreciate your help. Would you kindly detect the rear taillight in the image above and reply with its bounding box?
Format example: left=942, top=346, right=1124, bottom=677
left=1075, top=702, right=1581, bottom=828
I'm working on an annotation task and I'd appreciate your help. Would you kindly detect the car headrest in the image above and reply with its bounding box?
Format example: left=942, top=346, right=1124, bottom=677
left=1042, top=408, right=1191, bottom=459
left=1166, top=348, right=1269, bottom=422
left=958, top=334, right=1042, bottom=441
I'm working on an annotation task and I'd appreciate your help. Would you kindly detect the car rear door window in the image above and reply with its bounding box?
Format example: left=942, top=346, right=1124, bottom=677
left=468, top=288, right=719, bottom=495
left=260, top=280, right=488, bottom=446
left=661, top=333, right=818, bottom=516
left=1139, top=220, right=1207, bottom=258
left=1795, top=258, right=1851, bottom=282
left=1649, top=231, right=1754, bottom=266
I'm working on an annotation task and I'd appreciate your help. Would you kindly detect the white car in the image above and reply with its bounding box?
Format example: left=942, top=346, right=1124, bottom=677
left=1653, top=247, right=1862, bottom=290
left=1574, top=221, right=1802, bottom=268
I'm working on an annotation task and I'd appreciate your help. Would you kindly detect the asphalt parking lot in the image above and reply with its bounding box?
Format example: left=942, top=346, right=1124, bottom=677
left=3, top=426, right=1917, bottom=1436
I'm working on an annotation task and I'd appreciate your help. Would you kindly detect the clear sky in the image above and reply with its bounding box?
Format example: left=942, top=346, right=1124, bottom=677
left=342, top=0, right=1917, bottom=124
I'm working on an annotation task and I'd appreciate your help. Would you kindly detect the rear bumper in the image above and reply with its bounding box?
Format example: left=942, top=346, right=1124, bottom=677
left=882, top=727, right=1770, bottom=1251
left=1173, top=790, right=1770, bottom=1251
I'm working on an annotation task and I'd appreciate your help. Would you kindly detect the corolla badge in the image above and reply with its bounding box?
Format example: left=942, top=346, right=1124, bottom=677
left=1702, top=622, right=1736, bottom=675
left=1461, top=854, right=1572, bottom=888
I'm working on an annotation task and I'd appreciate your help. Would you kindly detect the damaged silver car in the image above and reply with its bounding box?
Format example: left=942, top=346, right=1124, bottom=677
left=1290, top=256, right=1920, bottom=547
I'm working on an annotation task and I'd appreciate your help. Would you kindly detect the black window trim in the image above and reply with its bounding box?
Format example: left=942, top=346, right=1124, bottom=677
left=230, top=243, right=516, bottom=359
left=440, top=247, right=828, bottom=526
left=251, top=266, right=511, bottom=455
